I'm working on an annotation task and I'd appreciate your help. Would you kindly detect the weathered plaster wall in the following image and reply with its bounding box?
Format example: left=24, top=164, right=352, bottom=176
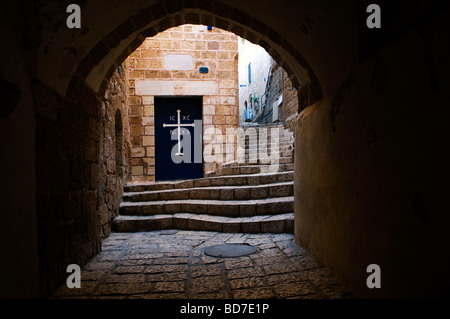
left=238, top=39, right=273, bottom=123
left=295, top=12, right=450, bottom=297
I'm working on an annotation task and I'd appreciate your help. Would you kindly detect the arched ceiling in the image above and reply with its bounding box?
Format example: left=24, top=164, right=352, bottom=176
left=33, top=0, right=359, bottom=103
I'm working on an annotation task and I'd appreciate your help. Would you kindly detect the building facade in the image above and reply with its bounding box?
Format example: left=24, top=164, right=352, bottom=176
left=126, top=25, right=240, bottom=181
left=238, top=39, right=298, bottom=129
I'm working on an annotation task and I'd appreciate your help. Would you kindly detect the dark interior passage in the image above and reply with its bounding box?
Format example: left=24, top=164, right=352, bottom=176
left=1, top=0, right=449, bottom=299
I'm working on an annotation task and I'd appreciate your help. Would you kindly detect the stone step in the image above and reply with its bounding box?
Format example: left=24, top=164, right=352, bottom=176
left=241, top=123, right=285, bottom=128
left=237, top=147, right=293, bottom=156
left=233, top=156, right=293, bottom=166
left=210, top=164, right=294, bottom=176
left=219, top=152, right=294, bottom=169
left=240, top=140, right=293, bottom=147
left=119, top=196, right=294, bottom=217
left=215, top=150, right=293, bottom=167
left=112, top=213, right=294, bottom=234
left=239, top=136, right=294, bottom=143
left=240, top=144, right=293, bottom=152
left=240, top=139, right=294, bottom=146
left=123, top=181, right=293, bottom=202
left=241, top=135, right=293, bottom=140
left=240, top=129, right=292, bottom=137
left=125, top=171, right=294, bottom=192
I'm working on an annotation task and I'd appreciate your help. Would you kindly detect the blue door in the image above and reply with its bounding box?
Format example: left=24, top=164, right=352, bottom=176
left=154, top=96, right=203, bottom=181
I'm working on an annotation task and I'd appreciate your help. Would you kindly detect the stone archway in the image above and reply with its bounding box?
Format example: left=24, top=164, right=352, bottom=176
left=5, top=0, right=448, bottom=299
left=64, top=1, right=323, bottom=113
left=30, top=0, right=349, bottom=297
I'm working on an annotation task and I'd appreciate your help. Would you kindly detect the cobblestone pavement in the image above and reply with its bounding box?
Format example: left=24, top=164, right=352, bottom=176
left=53, top=230, right=353, bottom=299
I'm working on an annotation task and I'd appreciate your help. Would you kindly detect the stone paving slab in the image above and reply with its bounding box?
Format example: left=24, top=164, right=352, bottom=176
left=52, top=230, right=353, bottom=299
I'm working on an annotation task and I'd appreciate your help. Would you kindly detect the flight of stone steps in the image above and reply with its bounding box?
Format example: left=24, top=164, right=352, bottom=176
left=112, top=123, right=295, bottom=234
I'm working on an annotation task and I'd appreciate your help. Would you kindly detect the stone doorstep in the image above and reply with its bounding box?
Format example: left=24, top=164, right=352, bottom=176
left=125, top=171, right=294, bottom=192
left=123, top=181, right=293, bottom=202
left=112, top=213, right=294, bottom=234
left=119, top=196, right=294, bottom=217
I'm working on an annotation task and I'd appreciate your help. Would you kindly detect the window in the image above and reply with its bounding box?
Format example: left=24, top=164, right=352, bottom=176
left=248, top=63, right=252, bottom=84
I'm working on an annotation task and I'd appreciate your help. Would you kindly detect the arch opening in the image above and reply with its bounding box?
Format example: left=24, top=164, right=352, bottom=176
left=66, top=2, right=323, bottom=114
left=122, top=23, right=298, bottom=182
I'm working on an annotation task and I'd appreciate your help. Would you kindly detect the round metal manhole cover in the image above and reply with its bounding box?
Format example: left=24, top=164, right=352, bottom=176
left=203, top=244, right=258, bottom=258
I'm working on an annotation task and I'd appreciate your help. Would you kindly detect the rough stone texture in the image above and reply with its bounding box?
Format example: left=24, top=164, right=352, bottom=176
left=282, top=69, right=299, bottom=133
left=115, top=123, right=294, bottom=234
left=99, top=65, right=131, bottom=238
left=113, top=213, right=293, bottom=234
left=33, top=64, right=130, bottom=296
left=33, top=77, right=103, bottom=296
left=124, top=182, right=292, bottom=202
left=119, top=197, right=293, bottom=217
left=52, top=230, right=353, bottom=299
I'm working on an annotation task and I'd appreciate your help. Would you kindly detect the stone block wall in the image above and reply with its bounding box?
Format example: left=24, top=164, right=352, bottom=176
left=266, top=64, right=284, bottom=123
left=33, top=62, right=130, bottom=296
left=126, top=24, right=239, bottom=181
left=98, top=64, right=131, bottom=238
left=34, top=79, right=102, bottom=296
left=282, top=69, right=299, bottom=133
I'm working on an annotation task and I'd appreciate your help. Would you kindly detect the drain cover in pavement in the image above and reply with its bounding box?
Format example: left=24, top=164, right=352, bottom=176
left=204, top=244, right=258, bottom=258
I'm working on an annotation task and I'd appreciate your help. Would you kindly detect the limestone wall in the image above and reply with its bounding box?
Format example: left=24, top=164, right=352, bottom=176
left=98, top=64, right=131, bottom=238
left=127, top=25, right=239, bottom=181
left=32, top=63, right=130, bottom=296
left=282, top=69, right=299, bottom=133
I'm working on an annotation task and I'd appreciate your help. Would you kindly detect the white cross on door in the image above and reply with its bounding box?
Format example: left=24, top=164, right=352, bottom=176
left=163, top=109, right=195, bottom=156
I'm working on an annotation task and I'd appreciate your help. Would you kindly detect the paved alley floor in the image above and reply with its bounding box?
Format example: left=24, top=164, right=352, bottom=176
left=53, top=230, right=353, bottom=299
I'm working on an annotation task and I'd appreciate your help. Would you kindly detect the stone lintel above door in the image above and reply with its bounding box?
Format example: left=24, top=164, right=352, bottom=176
left=135, top=80, right=219, bottom=96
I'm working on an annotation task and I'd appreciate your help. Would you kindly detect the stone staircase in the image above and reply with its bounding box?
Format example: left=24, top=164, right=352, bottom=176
left=112, top=123, right=295, bottom=234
